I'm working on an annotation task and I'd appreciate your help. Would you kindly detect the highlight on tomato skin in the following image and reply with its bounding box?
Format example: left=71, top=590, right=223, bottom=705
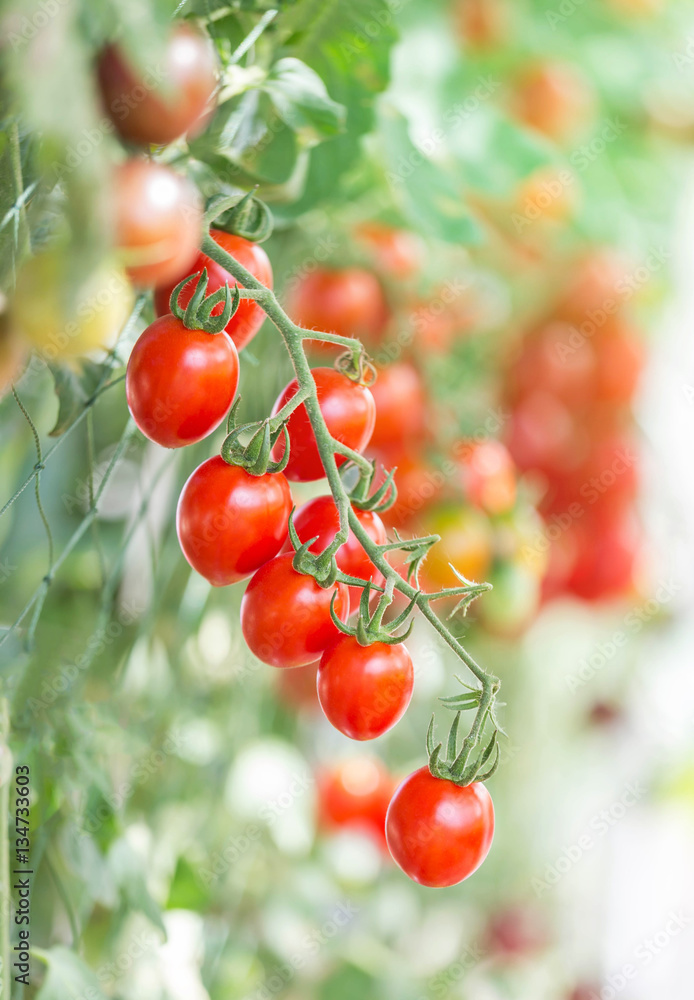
left=240, top=553, right=349, bottom=669
left=154, top=229, right=273, bottom=351
left=177, top=458, right=292, bottom=586
left=385, top=767, right=495, bottom=887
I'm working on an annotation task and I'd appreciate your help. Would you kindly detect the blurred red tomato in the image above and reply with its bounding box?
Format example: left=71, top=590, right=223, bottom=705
left=508, top=322, right=597, bottom=410
left=593, top=320, right=645, bottom=405
left=566, top=510, right=640, bottom=601
left=454, top=0, right=507, bottom=48
left=514, top=61, right=593, bottom=142
left=458, top=439, right=517, bottom=515
left=317, top=758, right=395, bottom=850
left=557, top=248, right=632, bottom=321
left=369, top=362, right=427, bottom=452
left=286, top=267, right=389, bottom=350
left=276, top=662, right=320, bottom=713
left=355, top=223, right=422, bottom=279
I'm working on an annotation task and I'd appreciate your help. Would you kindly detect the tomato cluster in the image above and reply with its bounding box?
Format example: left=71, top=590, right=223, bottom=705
left=504, top=249, right=644, bottom=602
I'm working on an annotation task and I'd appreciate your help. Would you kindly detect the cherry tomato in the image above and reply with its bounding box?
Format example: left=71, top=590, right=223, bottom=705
left=458, top=439, right=517, bottom=515
left=318, top=637, right=414, bottom=740
left=240, top=553, right=349, bottom=668
left=557, top=248, right=632, bottom=322
left=421, top=504, right=493, bottom=592
left=369, top=362, right=427, bottom=452
left=317, top=757, right=395, bottom=849
left=386, top=767, right=494, bottom=887
left=369, top=449, right=443, bottom=529
left=484, top=905, right=548, bottom=957
left=126, top=315, right=238, bottom=448
left=276, top=662, right=320, bottom=713
left=454, top=0, right=507, bottom=49
left=593, top=320, right=644, bottom=405
left=355, top=223, right=422, bottom=279
left=406, top=298, right=459, bottom=355
left=10, top=250, right=132, bottom=359
left=514, top=61, right=593, bottom=142
left=114, top=159, right=202, bottom=287
left=154, top=229, right=273, bottom=351
left=506, top=391, right=585, bottom=477
left=177, top=457, right=291, bottom=586
left=508, top=322, right=597, bottom=410
left=97, top=24, right=217, bottom=147
left=271, top=367, right=376, bottom=482
left=566, top=510, right=640, bottom=601
left=286, top=268, right=389, bottom=349
left=283, top=494, right=386, bottom=607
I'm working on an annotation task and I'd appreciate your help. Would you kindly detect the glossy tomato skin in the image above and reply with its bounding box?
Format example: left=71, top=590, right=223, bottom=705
left=115, top=159, right=202, bottom=287
left=386, top=767, right=494, bottom=887
left=240, top=553, right=349, bottom=668
left=369, top=362, right=427, bottom=453
left=318, top=637, right=414, bottom=740
left=126, top=315, right=238, bottom=448
left=317, top=758, right=395, bottom=849
left=271, top=368, right=376, bottom=482
left=97, top=24, right=217, bottom=146
left=287, top=268, right=389, bottom=349
left=154, top=230, right=273, bottom=351
left=177, top=457, right=291, bottom=586
left=283, top=495, right=386, bottom=607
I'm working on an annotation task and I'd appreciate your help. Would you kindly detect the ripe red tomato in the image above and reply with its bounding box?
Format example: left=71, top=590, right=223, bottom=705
left=154, top=230, right=273, bottom=351
left=177, top=457, right=291, bottom=586
left=458, top=439, right=517, bottom=514
left=283, top=494, right=386, bottom=607
left=566, top=510, right=640, bottom=601
left=114, top=159, right=202, bottom=287
left=506, top=391, right=583, bottom=476
left=317, top=757, right=395, bottom=849
left=318, top=637, right=414, bottom=740
left=385, top=767, right=494, bottom=887
left=126, top=315, right=238, bottom=448
left=355, top=223, right=422, bottom=279
left=271, top=367, right=376, bottom=482
left=369, top=362, right=427, bottom=452
left=515, top=62, right=593, bottom=143
left=286, top=268, right=389, bottom=349
left=97, top=24, right=217, bottom=146
left=240, top=553, right=349, bottom=668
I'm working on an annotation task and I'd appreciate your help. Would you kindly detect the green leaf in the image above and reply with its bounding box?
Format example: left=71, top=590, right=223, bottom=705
left=34, top=946, right=108, bottom=1000
left=262, top=58, right=345, bottom=146
left=450, top=110, right=556, bottom=196
left=108, top=838, right=166, bottom=935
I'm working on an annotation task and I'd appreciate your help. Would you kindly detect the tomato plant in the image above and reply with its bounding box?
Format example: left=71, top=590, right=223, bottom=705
left=126, top=315, right=238, bottom=448
left=154, top=229, right=273, bottom=351
left=386, top=767, right=495, bottom=887
left=97, top=23, right=217, bottom=146
left=317, top=758, right=395, bottom=849
left=177, top=457, right=291, bottom=586
left=114, top=158, right=202, bottom=287
left=317, top=636, right=414, bottom=740
left=271, top=367, right=376, bottom=481
left=240, top=553, right=349, bottom=668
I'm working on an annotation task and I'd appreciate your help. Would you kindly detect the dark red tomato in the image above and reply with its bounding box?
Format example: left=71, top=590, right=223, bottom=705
left=154, top=229, right=273, bottom=351
left=317, top=757, right=395, bottom=850
left=177, top=457, right=291, bottom=586
left=97, top=24, right=217, bottom=146
left=458, top=439, right=517, bottom=514
left=271, top=367, right=376, bottom=482
left=318, top=637, right=414, bottom=741
left=514, top=61, right=593, bottom=142
left=115, top=159, right=202, bottom=287
left=386, top=767, right=494, bottom=887
left=369, top=362, right=427, bottom=452
left=126, top=315, right=238, bottom=448
left=283, top=494, right=386, bottom=608
left=240, top=553, right=349, bottom=668
left=355, top=223, right=422, bottom=279
left=286, top=268, right=389, bottom=350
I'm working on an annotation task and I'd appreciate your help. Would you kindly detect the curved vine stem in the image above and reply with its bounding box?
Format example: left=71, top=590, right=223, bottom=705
left=200, top=232, right=500, bottom=781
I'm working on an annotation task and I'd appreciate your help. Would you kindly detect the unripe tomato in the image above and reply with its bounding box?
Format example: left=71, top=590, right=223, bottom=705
left=458, top=439, right=517, bottom=515
left=369, top=362, right=427, bottom=453
left=386, top=767, right=494, bottom=887
left=10, top=249, right=132, bottom=359
left=126, top=315, right=238, bottom=448
left=240, top=553, right=349, bottom=668
left=286, top=268, right=389, bottom=349
left=317, top=757, right=395, bottom=849
left=97, top=24, right=217, bottom=146
left=114, top=159, right=202, bottom=287
left=271, top=367, right=376, bottom=482
left=477, top=561, right=541, bottom=637
left=506, top=391, right=582, bottom=476
left=421, top=505, right=494, bottom=591
left=283, top=494, right=386, bottom=608
left=154, top=230, right=272, bottom=351
left=177, top=457, right=292, bottom=586
left=318, top=637, right=414, bottom=740
left=514, top=61, right=593, bottom=142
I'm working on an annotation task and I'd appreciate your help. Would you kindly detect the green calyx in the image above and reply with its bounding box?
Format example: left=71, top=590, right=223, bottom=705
left=427, top=677, right=504, bottom=786
left=221, top=398, right=290, bottom=476
left=335, top=349, right=377, bottom=386
left=329, top=580, right=417, bottom=646
left=286, top=508, right=340, bottom=588
left=205, top=189, right=273, bottom=243
left=348, top=461, right=398, bottom=514
left=170, top=267, right=240, bottom=334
